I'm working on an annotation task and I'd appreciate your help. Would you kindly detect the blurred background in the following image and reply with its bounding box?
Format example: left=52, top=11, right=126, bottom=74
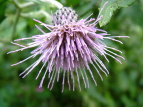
left=0, top=0, right=143, bottom=107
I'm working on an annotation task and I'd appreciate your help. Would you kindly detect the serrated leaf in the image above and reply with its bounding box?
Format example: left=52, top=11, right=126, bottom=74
left=99, top=0, right=137, bottom=27
left=118, top=0, right=136, bottom=7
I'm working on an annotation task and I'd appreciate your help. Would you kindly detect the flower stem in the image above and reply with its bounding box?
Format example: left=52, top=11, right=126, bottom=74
left=11, top=8, right=21, bottom=41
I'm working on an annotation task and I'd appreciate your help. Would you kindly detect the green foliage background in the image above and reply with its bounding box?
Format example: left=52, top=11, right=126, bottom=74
left=0, top=0, right=143, bottom=107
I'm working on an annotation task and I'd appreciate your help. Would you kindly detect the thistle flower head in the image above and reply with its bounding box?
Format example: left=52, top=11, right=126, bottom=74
left=8, top=6, right=129, bottom=92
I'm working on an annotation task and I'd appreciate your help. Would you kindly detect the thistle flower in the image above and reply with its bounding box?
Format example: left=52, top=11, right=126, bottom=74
left=8, top=4, right=129, bottom=92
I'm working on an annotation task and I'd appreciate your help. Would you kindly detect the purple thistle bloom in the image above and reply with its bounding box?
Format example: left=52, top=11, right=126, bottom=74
left=8, top=6, right=129, bottom=92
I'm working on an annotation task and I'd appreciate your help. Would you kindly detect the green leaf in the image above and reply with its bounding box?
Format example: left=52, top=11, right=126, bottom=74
left=99, top=0, right=137, bottom=27
left=76, top=0, right=96, bottom=17
left=0, top=0, right=8, bottom=23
